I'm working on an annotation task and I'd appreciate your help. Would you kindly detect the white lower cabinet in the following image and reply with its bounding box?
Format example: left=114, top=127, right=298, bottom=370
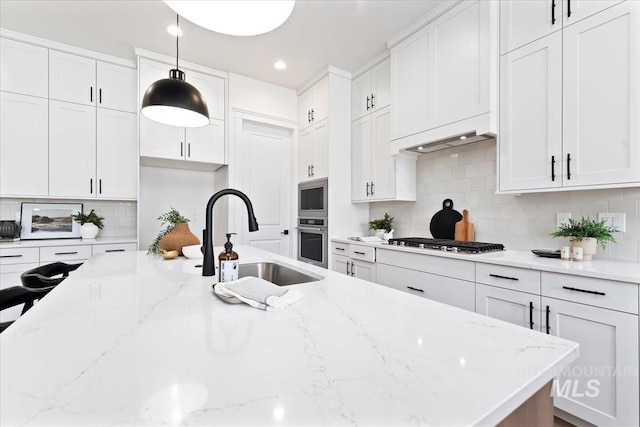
left=476, top=284, right=541, bottom=330
left=330, top=242, right=376, bottom=282
left=92, top=242, right=137, bottom=255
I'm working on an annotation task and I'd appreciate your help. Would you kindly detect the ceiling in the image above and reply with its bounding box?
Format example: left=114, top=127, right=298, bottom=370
left=0, top=0, right=441, bottom=91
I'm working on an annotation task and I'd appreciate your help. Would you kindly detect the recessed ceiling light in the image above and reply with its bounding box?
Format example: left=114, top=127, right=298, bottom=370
left=167, top=25, right=183, bottom=37
left=164, top=1, right=295, bottom=36
left=459, top=135, right=467, bottom=140
left=417, top=146, right=424, bottom=150
left=274, top=60, right=287, bottom=70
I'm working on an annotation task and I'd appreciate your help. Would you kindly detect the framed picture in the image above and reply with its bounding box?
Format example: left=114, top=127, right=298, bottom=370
left=20, top=202, right=83, bottom=240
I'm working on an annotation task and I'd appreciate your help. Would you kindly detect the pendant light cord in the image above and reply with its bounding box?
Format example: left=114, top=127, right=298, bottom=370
left=175, top=14, right=179, bottom=70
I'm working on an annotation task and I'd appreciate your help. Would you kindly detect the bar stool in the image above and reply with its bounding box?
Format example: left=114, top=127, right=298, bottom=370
left=0, top=286, right=47, bottom=333
left=20, top=262, right=83, bottom=296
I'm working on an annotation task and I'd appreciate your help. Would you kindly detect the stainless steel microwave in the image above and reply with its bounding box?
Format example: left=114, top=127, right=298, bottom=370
left=298, top=178, right=328, bottom=218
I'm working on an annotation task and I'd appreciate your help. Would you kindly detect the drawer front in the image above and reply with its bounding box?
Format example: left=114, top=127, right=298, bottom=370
left=349, top=244, right=375, bottom=262
left=542, top=272, right=639, bottom=314
left=377, top=263, right=475, bottom=312
left=476, top=263, right=541, bottom=294
left=331, top=241, right=349, bottom=256
left=92, top=242, right=137, bottom=255
left=376, top=248, right=474, bottom=282
left=40, top=245, right=91, bottom=263
left=0, top=247, right=39, bottom=265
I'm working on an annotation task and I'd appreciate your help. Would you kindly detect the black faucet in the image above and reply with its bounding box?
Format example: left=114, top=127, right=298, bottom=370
left=202, top=189, right=259, bottom=276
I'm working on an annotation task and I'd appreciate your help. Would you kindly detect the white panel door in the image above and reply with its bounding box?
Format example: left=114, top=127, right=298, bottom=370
left=351, top=114, right=371, bottom=202
left=351, top=70, right=371, bottom=120
left=49, top=100, right=96, bottom=197
left=544, top=297, right=639, bottom=427
left=370, top=106, right=394, bottom=200
left=240, top=121, right=291, bottom=256
left=476, top=284, right=541, bottom=331
left=0, top=38, right=48, bottom=98
left=499, top=32, right=563, bottom=191
left=371, top=57, right=391, bottom=111
left=188, top=70, right=225, bottom=120
left=500, top=0, right=561, bottom=54
left=96, top=62, right=137, bottom=113
left=563, top=0, right=623, bottom=26
left=390, top=25, right=430, bottom=140
left=185, top=118, right=225, bottom=164
left=562, top=2, right=640, bottom=187
left=96, top=109, right=137, bottom=199
left=49, top=50, right=96, bottom=106
left=139, top=116, right=183, bottom=160
left=0, top=92, right=48, bottom=196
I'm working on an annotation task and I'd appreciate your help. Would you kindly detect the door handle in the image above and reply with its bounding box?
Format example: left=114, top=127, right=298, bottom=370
left=567, top=153, right=571, bottom=180
left=371, top=181, right=375, bottom=196
left=366, top=182, right=370, bottom=196
left=188, top=143, right=191, bottom=158
left=371, top=93, right=375, bottom=107
left=90, top=178, right=93, bottom=194
left=311, top=108, right=314, bottom=121
left=567, top=0, right=571, bottom=18
left=181, top=142, right=184, bottom=157
left=489, top=274, right=519, bottom=281
left=54, top=251, right=78, bottom=255
left=551, top=0, right=556, bottom=25
left=407, top=286, right=424, bottom=293
left=308, top=110, right=311, bottom=123
left=545, top=305, right=551, bottom=334
left=311, top=164, right=314, bottom=176
left=99, top=88, right=102, bottom=104
left=99, top=179, right=102, bottom=194
left=105, top=249, right=125, bottom=253
left=367, top=96, right=370, bottom=110
left=346, top=261, right=351, bottom=275
left=281, top=230, right=289, bottom=235
left=551, top=155, right=556, bottom=181
left=529, top=302, right=534, bottom=329
left=90, top=87, right=93, bottom=102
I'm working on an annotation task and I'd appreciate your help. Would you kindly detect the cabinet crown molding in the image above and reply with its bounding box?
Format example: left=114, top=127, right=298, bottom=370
left=351, top=51, right=390, bottom=80
left=296, top=65, right=351, bottom=95
left=134, top=47, right=229, bottom=79
left=387, top=0, right=463, bottom=48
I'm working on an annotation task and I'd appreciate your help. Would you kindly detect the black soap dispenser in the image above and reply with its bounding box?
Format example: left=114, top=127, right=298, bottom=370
left=218, top=233, right=239, bottom=283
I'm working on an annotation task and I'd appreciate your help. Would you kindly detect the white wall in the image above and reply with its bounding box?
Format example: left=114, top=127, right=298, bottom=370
left=370, top=139, right=640, bottom=263
left=228, top=73, right=298, bottom=121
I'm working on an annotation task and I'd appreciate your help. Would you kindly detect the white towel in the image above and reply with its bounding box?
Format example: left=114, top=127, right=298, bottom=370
left=214, top=276, right=303, bottom=311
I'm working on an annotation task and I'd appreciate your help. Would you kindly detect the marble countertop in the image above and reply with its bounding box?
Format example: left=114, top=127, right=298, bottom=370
left=333, top=238, right=640, bottom=284
left=0, top=236, right=138, bottom=249
left=1, top=247, right=578, bottom=426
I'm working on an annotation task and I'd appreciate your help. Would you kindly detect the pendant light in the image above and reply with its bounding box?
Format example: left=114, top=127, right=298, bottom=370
left=141, top=15, right=209, bottom=128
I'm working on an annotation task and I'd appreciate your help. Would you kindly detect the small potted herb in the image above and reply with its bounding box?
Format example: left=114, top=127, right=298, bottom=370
left=73, top=209, right=104, bottom=239
left=369, top=213, right=394, bottom=240
left=550, top=216, right=616, bottom=260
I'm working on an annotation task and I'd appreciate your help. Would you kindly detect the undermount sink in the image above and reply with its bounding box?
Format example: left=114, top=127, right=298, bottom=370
left=239, top=262, right=321, bottom=286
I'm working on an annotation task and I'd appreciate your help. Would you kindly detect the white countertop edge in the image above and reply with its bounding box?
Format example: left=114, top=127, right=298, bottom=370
left=0, top=236, right=138, bottom=249
left=333, top=238, right=640, bottom=284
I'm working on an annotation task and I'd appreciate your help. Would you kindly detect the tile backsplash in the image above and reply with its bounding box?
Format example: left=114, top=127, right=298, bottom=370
left=370, top=139, right=640, bottom=263
left=0, top=198, right=137, bottom=238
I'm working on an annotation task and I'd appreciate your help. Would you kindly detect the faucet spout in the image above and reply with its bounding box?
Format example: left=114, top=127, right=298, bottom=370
left=202, top=189, right=259, bottom=276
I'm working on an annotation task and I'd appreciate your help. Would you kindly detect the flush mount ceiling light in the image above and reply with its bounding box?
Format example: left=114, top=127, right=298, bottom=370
left=164, top=0, right=295, bottom=36
left=141, top=15, right=209, bottom=128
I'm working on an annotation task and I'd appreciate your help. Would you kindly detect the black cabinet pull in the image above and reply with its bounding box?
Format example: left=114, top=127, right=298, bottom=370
left=551, top=155, right=556, bottom=181
left=0, top=254, right=23, bottom=258
left=366, top=96, right=370, bottom=110
left=551, top=0, right=556, bottom=24
left=188, top=143, right=191, bottom=158
left=545, top=305, right=550, bottom=334
left=567, top=153, right=571, bottom=180
left=180, top=142, right=184, bottom=157
left=371, top=93, right=375, bottom=107
left=90, top=178, right=93, bottom=194
left=529, top=302, right=535, bottom=329
left=99, top=179, right=102, bottom=194
left=55, top=251, right=78, bottom=255
left=353, top=251, right=366, bottom=255
left=105, top=249, right=125, bottom=253
left=308, top=110, right=311, bottom=123
left=407, top=286, right=424, bottom=293
left=562, top=286, right=605, bottom=296
left=99, top=88, right=102, bottom=104
left=346, top=261, right=351, bottom=275
left=90, top=87, right=93, bottom=102
left=311, top=108, right=314, bottom=121
left=567, top=0, right=571, bottom=17
left=371, top=181, right=375, bottom=196
left=489, top=273, right=519, bottom=281
left=334, top=247, right=345, bottom=251
left=366, top=182, right=370, bottom=196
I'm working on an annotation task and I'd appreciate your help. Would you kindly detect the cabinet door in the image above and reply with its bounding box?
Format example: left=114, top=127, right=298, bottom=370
left=310, top=119, right=328, bottom=180
left=351, top=259, right=376, bottom=283
left=544, top=297, right=639, bottom=426
left=500, top=0, right=561, bottom=54
left=331, top=254, right=350, bottom=276
left=185, top=118, right=225, bottom=164
left=139, top=116, right=183, bottom=160
left=298, top=88, right=313, bottom=130
left=49, top=50, right=96, bottom=106
left=476, top=284, right=541, bottom=331
left=0, top=38, right=48, bottom=98
left=49, top=100, right=96, bottom=197
left=370, top=106, right=395, bottom=200
left=562, top=2, right=640, bottom=187
left=0, top=92, right=48, bottom=196
left=563, top=0, right=623, bottom=26
left=138, top=58, right=171, bottom=103
left=311, top=76, right=329, bottom=124
left=499, top=32, right=563, bottom=191
left=298, top=127, right=314, bottom=182
left=188, top=69, right=225, bottom=120
left=351, top=71, right=371, bottom=121
left=430, top=0, right=490, bottom=128
left=96, top=109, right=137, bottom=199
left=390, top=25, right=430, bottom=141
left=96, top=62, right=137, bottom=113
left=351, top=115, right=372, bottom=201
left=370, top=57, right=391, bottom=111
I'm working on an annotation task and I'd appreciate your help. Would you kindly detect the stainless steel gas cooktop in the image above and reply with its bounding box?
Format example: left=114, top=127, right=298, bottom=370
left=386, top=237, right=505, bottom=254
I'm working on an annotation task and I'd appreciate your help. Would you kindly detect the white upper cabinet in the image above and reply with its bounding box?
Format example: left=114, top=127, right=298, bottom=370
left=188, top=69, right=225, bottom=120
left=185, top=119, right=225, bottom=164
left=0, top=38, right=48, bottom=98
left=351, top=58, right=390, bottom=121
left=298, top=76, right=328, bottom=131
left=49, top=50, right=96, bottom=106
left=96, top=62, right=137, bottom=113
left=500, top=0, right=562, bottom=54
left=0, top=92, right=48, bottom=196
left=562, top=0, right=624, bottom=26
left=298, top=119, right=328, bottom=182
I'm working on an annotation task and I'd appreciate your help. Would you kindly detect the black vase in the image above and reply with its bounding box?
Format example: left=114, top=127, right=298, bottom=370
left=0, top=221, right=21, bottom=238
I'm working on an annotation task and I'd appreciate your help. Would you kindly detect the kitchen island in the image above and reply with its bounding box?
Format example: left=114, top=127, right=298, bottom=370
left=1, top=247, right=578, bottom=426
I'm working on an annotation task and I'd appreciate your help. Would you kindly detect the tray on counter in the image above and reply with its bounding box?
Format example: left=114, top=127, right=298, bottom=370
left=531, top=249, right=561, bottom=258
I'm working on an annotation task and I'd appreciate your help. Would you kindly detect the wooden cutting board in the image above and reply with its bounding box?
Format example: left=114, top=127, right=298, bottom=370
left=454, top=209, right=475, bottom=241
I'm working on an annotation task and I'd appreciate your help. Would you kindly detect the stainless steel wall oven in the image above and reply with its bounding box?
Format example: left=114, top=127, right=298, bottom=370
left=297, top=217, right=328, bottom=269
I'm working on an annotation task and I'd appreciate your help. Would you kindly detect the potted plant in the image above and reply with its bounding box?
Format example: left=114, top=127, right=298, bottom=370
left=72, top=209, right=104, bottom=239
left=550, top=216, right=616, bottom=260
left=369, top=213, right=394, bottom=240
left=148, top=208, right=200, bottom=256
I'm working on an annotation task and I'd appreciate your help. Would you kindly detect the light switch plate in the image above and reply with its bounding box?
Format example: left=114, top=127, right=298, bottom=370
left=557, top=213, right=572, bottom=228
left=598, top=213, right=626, bottom=232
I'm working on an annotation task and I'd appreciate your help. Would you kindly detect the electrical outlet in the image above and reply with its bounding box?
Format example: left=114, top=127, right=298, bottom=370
left=556, top=213, right=571, bottom=228
left=194, top=212, right=200, bottom=221
left=598, top=213, right=626, bottom=232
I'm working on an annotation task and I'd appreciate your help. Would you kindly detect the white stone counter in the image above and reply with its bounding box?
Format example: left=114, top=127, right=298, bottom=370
left=1, top=247, right=578, bottom=426
left=333, top=238, right=640, bottom=284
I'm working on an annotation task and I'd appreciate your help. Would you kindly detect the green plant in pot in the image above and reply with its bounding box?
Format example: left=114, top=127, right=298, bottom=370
left=550, top=216, right=616, bottom=260
left=73, top=209, right=104, bottom=239
left=148, top=208, right=200, bottom=256
left=369, top=213, right=394, bottom=240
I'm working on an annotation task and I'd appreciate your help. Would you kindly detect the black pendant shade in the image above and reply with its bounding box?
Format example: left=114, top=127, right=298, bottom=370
left=140, top=16, right=209, bottom=128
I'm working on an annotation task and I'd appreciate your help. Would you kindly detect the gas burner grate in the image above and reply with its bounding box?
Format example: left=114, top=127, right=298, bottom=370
left=387, top=237, right=505, bottom=254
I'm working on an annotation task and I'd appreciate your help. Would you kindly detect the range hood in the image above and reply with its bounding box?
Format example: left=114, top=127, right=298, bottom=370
left=405, top=131, right=495, bottom=154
